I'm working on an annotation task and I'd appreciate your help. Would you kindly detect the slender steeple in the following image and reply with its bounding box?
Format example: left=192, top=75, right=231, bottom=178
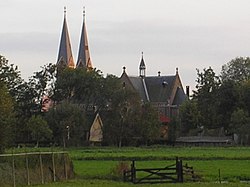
left=76, top=7, right=93, bottom=69
left=139, top=52, right=146, bottom=78
left=57, top=7, right=75, bottom=68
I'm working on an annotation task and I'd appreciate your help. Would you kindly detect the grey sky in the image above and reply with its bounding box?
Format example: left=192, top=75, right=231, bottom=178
left=1, top=0, right=250, bottom=91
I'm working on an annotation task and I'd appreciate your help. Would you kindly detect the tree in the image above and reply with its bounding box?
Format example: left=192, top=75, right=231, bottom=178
left=0, top=81, right=15, bottom=152
left=221, top=57, right=250, bottom=83
left=45, top=101, right=86, bottom=147
left=0, top=55, right=24, bottom=100
left=103, top=85, right=160, bottom=147
left=229, top=108, right=250, bottom=145
left=179, top=99, right=201, bottom=135
left=193, top=67, right=221, bottom=129
left=27, top=115, right=52, bottom=147
left=216, top=80, right=239, bottom=130
left=53, top=67, right=104, bottom=111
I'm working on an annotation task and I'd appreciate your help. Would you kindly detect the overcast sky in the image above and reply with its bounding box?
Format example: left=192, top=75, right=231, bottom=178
left=1, top=0, right=250, bottom=91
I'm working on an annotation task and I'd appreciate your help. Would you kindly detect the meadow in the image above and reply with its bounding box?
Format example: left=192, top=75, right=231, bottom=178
left=5, top=146, right=250, bottom=186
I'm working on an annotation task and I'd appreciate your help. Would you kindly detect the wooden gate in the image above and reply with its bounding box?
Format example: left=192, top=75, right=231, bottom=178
left=123, top=157, right=198, bottom=184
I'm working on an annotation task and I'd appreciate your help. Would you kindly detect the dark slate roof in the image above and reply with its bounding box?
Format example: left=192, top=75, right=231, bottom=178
left=172, top=87, right=187, bottom=106
left=128, top=76, right=147, bottom=101
left=144, top=76, right=176, bottom=102
left=57, top=14, right=74, bottom=68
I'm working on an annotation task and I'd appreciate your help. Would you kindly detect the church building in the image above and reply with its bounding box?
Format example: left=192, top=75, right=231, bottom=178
left=120, top=53, right=187, bottom=134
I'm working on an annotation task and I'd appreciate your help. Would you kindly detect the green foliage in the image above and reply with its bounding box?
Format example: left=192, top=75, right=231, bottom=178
left=179, top=100, right=201, bottom=135
left=221, top=57, right=250, bottom=83
left=103, top=88, right=160, bottom=146
left=0, top=81, right=15, bottom=152
left=229, top=108, right=250, bottom=144
left=0, top=55, right=23, bottom=100
left=45, top=101, right=86, bottom=147
left=27, top=115, right=52, bottom=147
left=193, top=67, right=221, bottom=129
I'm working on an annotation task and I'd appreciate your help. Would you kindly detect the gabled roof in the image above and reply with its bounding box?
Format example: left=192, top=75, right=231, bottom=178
left=57, top=8, right=75, bottom=68
left=89, top=112, right=103, bottom=142
left=121, top=72, right=186, bottom=105
left=172, top=87, right=187, bottom=106
left=145, top=75, right=176, bottom=102
left=128, top=76, right=147, bottom=101
left=76, top=10, right=93, bottom=69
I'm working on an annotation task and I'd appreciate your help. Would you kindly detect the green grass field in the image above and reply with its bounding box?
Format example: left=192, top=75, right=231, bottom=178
left=5, top=146, right=250, bottom=186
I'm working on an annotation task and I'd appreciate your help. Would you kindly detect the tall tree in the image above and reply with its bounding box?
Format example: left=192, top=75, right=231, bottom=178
left=193, top=67, right=221, bottom=129
left=221, top=57, right=250, bottom=83
left=27, top=115, right=52, bottom=147
left=0, top=81, right=15, bottom=152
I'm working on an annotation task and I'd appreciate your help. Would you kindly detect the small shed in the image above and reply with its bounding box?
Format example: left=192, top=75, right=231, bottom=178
left=89, top=113, right=103, bottom=144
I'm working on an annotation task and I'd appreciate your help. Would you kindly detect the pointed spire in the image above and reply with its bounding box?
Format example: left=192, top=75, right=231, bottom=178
left=57, top=6, right=75, bottom=68
left=64, top=6, right=66, bottom=17
left=176, top=67, right=179, bottom=75
left=139, top=52, right=146, bottom=78
left=76, top=7, right=93, bottom=69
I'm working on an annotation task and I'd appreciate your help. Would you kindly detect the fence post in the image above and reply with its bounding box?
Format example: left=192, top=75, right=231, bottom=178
left=52, top=152, right=56, bottom=182
left=218, top=169, right=221, bottom=184
left=12, top=149, right=16, bottom=187
left=63, top=153, right=68, bottom=180
left=39, top=152, right=44, bottom=184
left=179, top=160, right=183, bottom=183
left=25, top=152, right=30, bottom=185
left=176, top=157, right=179, bottom=183
left=131, top=160, right=136, bottom=183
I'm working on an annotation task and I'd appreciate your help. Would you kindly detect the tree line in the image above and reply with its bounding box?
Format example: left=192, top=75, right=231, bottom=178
left=1, top=55, right=250, bottom=152
left=179, top=57, right=250, bottom=145
left=0, top=55, right=160, bottom=152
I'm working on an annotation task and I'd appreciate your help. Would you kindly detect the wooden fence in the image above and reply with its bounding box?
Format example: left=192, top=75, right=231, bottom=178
left=123, top=157, right=198, bottom=184
left=0, top=151, right=74, bottom=187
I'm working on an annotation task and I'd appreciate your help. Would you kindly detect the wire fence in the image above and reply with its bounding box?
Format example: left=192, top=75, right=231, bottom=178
left=0, top=151, right=74, bottom=187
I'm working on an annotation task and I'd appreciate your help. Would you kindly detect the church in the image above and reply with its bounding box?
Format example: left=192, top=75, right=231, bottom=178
left=55, top=7, right=188, bottom=141
left=120, top=54, right=187, bottom=138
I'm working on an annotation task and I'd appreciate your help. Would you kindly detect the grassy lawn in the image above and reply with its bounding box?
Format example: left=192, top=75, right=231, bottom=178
left=67, top=146, right=250, bottom=160
left=7, top=146, right=250, bottom=160
left=33, top=179, right=250, bottom=187
left=4, top=146, right=250, bottom=186
left=73, top=160, right=250, bottom=181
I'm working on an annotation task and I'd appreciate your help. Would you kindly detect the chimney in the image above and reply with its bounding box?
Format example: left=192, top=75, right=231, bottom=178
left=186, top=86, right=190, bottom=99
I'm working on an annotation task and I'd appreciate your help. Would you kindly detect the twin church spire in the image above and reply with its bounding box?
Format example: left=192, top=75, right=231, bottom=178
left=57, top=7, right=93, bottom=69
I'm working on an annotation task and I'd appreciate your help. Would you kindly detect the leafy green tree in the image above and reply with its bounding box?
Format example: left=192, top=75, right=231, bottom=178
left=179, top=99, right=201, bottom=135
left=45, top=101, right=86, bottom=147
left=221, top=57, right=250, bottom=83
left=229, top=108, right=250, bottom=145
left=193, top=67, right=221, bottom=129
left=27, top=115, right=52, bottom=147
left=0, top=81, right=15, bottom=152
left=139, top=103, right=161, bottom=144
left=0, top=55, right=24, bottom=100
left=216, top=80, right=239, bottom=130
left=103, top=86, right=160, bottom=147
left=53, top=67, right=104, bottom=111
